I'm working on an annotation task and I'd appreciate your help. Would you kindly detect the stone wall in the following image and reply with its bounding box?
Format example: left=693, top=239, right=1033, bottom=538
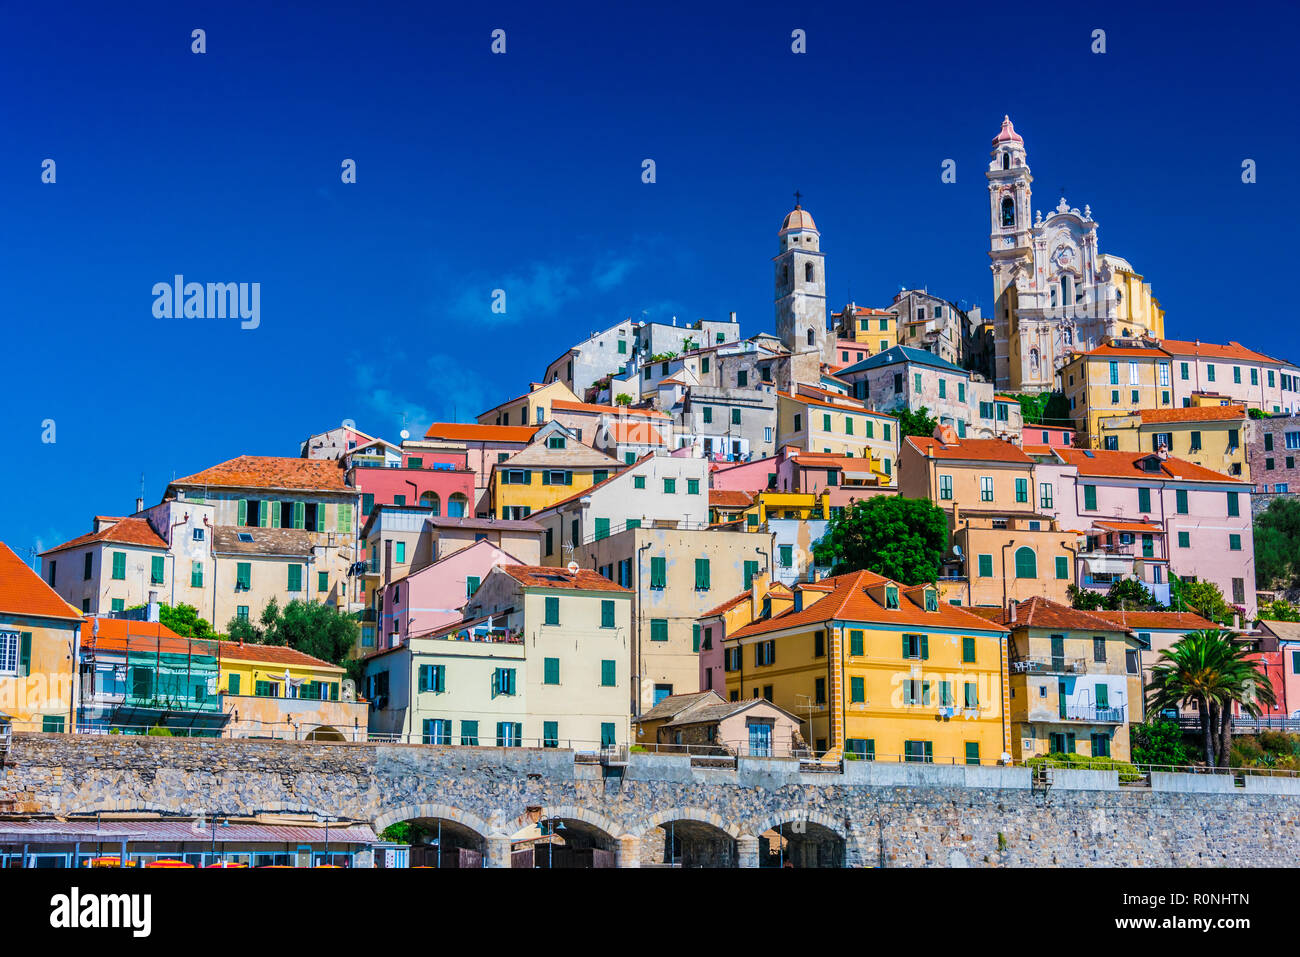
left=3, top=733, right=1299, bottom=867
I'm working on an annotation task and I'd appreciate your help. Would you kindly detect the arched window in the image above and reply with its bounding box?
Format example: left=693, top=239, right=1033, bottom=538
left=804, top=262, right=815, bottom=283
left=806, top=328, right=815, bottom=346
left=420, top=491, right=441, bottom=516
left=1002, top=152, right=1011, bottom=170
left=447, top=493, right=468, bottom=517
left=1001, top=196, right=1015, bottom=228
left=1014, top=546, right=1037, bottom=579
left=781, top=264, right=790, bottom=286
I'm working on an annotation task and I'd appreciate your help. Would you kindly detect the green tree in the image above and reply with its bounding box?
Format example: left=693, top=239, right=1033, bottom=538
left=224, top=597, right=359, bottom=667
left=1169, top=577, right=1234, bottom=625
left=125, top=602, right=219, bottom=640
left=1258, top=598, right=1300, bottom=622
left=896, top=405, right=939, bottom=439
left=1129, top=719, right=1191, bottom=766
left=1146, top=630, right=1276, bottom=767
left=1066, top=584, right=1108, bottom=611
left=814, top=496, right=948, bottom=585
left=1255, top=497, right=1300, bottom=587
left=615, top=393, right=632, bottom=407
left=1067, top=579, right=1164, bottom=612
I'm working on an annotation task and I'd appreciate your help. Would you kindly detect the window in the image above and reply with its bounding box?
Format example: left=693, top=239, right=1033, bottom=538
left=794, top=413, right=802, bottom=432
left=491, top=668, right=517, bottom=697
left=287, top=563, right=303, bottom=592
left=650, top=619, right=668, bottom=642
left=496, top=722, right=522, bottom=747
left=902, top=634, right=928, bottom=660
left=1014, top=546, right=1037, bottom=578
left=663, top=478, right=676, bottom=494
left=1227, top=492, right=1240, bottom=517
left=754, top=640, right=775, bottom=666
left=980, top=476, right=994, bottom=502
left=730, top=407, right=742, bottom=426
left=904, top=740, right=934, bottom=763
left=977, top=554, right=993, bottom=577
left=1055, top=555, right=1069, bottom=580
left=417, top=664, right=446, bottom=693
left=816, top=677, right=827, bottom=705
left=1178, top=531, right=1190, bottom=548
left=687, top=478, right=700, bottom=495
left=939, top=475, right=953, bottom=500
left=1015, top=478, right=1028, bottom=503
left=962, top=636, right=976, bottom=663
left=779, top=545, right=793, bottom=568
left=965, top=742, right=980, bottom=766
left=938, top=379, right=947, bottom=399
left=694, top=558, right=711, bottom=590
left=1180, top=362, right=1189, bottom=380
left=702, top=406, right=713, bottom=424
left=1229, top=534, right=1242, bottom=551
left=1083, top=485, right=1098, bottom=511
left=542, top=657, right=560, bottom=685
left=600, top=659, right=617, bottom=687
left=650, top=557, right=666, bottom=589
left=964, top=681, right=978, bottom=708
left=0, top=631, right=27, bottom=677
left=1175, top=489, right=1189, bottom=514
left=849, top=630, right=864, bottom=656
left=544, top=596, right=560, bottom=625
left=850, top=676, right=865, bottom=703
left=914, top=373, right=923, bottom=392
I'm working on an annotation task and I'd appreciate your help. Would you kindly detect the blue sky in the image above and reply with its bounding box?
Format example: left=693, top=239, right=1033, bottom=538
left=2, top=0, right=1297, bottom=564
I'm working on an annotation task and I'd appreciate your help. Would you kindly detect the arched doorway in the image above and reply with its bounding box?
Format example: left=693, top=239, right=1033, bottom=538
left=758, top=820, right=845, bottom=868
left=644, top=818, right=737, bottom=867
left=304, top=725, right=346, bottom=742
left=509, top=811, right=618, bottom=869
left=447, top=493, right=468, bottom=517
left=383, top=816, right=486, bottom=868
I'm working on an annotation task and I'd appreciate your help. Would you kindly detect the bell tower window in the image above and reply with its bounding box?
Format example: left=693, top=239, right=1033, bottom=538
left=1002, top=153, right=1011, bottom=170
left=806, top=328, right=815, bottom=346
left=804, top=262, right=815, bottom=283
left=1001, top=196, right=1015, bottom=228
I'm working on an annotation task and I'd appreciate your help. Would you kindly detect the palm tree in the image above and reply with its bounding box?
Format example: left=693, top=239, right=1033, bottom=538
left=1145, top=630, right=1276, bottom=767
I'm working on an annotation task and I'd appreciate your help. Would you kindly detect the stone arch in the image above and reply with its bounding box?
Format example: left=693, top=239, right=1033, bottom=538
left=638, top=806, right=741, bottom=840
left=373, top=802, right=494, bottom=839
left=505, top=804, right=626, bottom=841
left=744, top=808, right=854, bottom=844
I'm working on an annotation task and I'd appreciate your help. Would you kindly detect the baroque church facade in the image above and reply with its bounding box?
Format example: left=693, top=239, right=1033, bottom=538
left=987, top=116, right=1165, bottom=393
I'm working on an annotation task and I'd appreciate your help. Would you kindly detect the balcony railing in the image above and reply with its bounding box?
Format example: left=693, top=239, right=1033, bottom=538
left=1010, top=656, right=1087, bottom=675
left=1062, top=705, right=1126, bottom=723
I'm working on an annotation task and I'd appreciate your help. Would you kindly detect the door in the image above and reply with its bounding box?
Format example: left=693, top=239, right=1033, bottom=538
left=748, top=722, right=772, bottom=757
left=1058, top=680, right=1068, bottom=719
left=1050, top=635, right=1065, bottom=671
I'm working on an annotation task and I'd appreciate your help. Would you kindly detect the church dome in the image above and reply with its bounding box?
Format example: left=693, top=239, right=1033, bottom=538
left=992, top=115, right=1023, bottom=145
left=780, top=205, right=817, bottom=233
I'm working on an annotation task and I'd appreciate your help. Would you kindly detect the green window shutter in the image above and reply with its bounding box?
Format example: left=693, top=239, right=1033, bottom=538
left=395, top=542, right=406, bottom=564
left=259, top=501, right=270, bottom=527
left=1096, top=683, right=1109, bottom=709
left=361, top=493, right=374, bottom=515
left=625, top=518, right=640, bottom=530
left=271, top=501, right=282, bottom=528
left=743, top=560, right=758, bottom=590
left=545, top=596, right=560, bottom=625
left=941, top=682, right=952, bottom=707
left=633, top=475, right=646, bottom=489
left=112, top=551, right=126, bottom=580
left=977, top=554, right=993, bottom=577
left=962, top=636, right=975, bottom=663
left=292, top=501, right=305, bottom=528
left=338, top=503, right=352, bottom=532
left=920, top=635, right=929, bottom=660
left=1138, top=487, right=1151, bottom=513
left=594, top=518, right=610, bottom=540
left=692, top=625, right=701, bottom=653
left=594, top=470, right=609, bottom=485
left=664, top=478, right=676, bottom=494
left=601, top=600, right=615, bottom=628
left=1015, top=478, right=1027, bottom=502
left=965, top=742, right=979, bottom=765
left=318, top=571, right=329, bottom=592
left=1055, top=556, right=1069, bottom=580
left=687, top=478, right=700, bottom=495
left=601, top=659, right=616, bottom=686
left=850, top=631, right=864, bottom=656
left=1227, top=492, right=1239, bottom=517
left=467, top=575, right=480, bottom=597
left=236, top=562, right=251, bottom=589
left=694, top=558, right=710, bottom=590
left=18, top=632, right=32, bottom=677
left=288, top=564, right=303, bottom=592
left=151, top=555, right=165, bottom=584
left=316, top=504, right=326, bottom=531
left=964, top=682, right=977, bottom=707
left=1176, top=489, right=1188, bottom=514
left=850, top=676, right=864, bottom=703
left=650, top=557, right=666, bottom=588
left=191, top=561, right=204, bottom=588
left=237, top=499, right=248, bottom=526
left=1083, top=485, right=1097, bottom=511
left=651, top=619, right=668, bottom=642
left=228, top=674, right=240, bottom=695
left=544, top=657, right=560, bottom=685
left=543, top=721, right=558, bottom=746
left=823, top=413, right=832, bottom=432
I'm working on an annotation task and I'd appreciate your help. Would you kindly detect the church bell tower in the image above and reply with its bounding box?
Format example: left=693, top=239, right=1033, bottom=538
left=774, top=197, right=830, bottom=364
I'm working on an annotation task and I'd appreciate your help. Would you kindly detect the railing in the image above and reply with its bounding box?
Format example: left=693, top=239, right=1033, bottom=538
left=8, top=717, right=368, bottom=742
left=1009, top=656, right=1088, bottom=675
left=1177, top=715, right=1300, bottom=734
left=582, top=520, right=713, bottom=546
left=1062, top=705, right=1126, bottom=723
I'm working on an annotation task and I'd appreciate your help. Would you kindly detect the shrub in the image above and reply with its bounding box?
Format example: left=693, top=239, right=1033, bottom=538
left=1026, top=752, right=1143, bottom=782
left=1130, top=720, right=1191, bottom=766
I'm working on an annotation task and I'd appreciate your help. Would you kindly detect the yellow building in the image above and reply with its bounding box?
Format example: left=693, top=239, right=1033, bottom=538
left=1093, top=404, right=1248, bottom=481
left=697, top=578, right=790, bottom=695
left=476, top=379, right=580, bottom=429
left=737, top=491, right=832, bottom=529
left=835, top=305, right=897, bottom=354
left=489, top=430, right=621, bottom=520
left=1060, top=341, right=1175, bottom=442
left=967, top=598, right=1137, bottom=762
left=777, top=390, right=898, bottom=484
left=218, top=639, right=365, bottom=740
left=721, top=570, right=1009, bottom=763
left=0, top=542, right=82, bottom=733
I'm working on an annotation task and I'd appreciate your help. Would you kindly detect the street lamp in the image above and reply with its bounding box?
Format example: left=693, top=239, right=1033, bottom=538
left=540, top=817, right=565, bottom=869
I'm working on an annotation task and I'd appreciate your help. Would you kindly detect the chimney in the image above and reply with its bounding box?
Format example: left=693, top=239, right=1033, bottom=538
left=1009, top=601, right=1017, bottom=623
left=729, top=311, right=737, bottom=323
left=146, top=591, right=160, bottom=623
left=135, top=497, right=144, bottom=513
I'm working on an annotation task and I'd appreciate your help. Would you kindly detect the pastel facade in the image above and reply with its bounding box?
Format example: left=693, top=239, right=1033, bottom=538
left=777, top=390, right=898, bottom=484
left=541, top=318, right=637, bottom=398
left=1094, top=405, right=1248, bottom=481
left=489, top=429, right=620, bottom=520
left=892, top=289, right=972, bottom=368
left=633, top=690, right=804, bottom=756
left=420, top=422, right=540, bottom=516
left=218, top=640, right=365, bottom=741
left=721, top=571, right=1009, bottom=763
left=1059, top=341, right=1175, bottom=442
left=834, top=305, right=897, bottom=355
left=1162, top=340, right=1290, bottom=413
left=696, top=579, right=789, bottom=696
left=476, top=379, right=580, bottom=429
left=348, top=447, right=474, bottom=521
left=0, top=543, right=82, bottom=732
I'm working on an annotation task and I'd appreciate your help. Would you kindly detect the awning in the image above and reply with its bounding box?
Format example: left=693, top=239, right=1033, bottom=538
left=1084, top=555, right=1132, bottom=574
left=107, top=704, right=231, bottom=735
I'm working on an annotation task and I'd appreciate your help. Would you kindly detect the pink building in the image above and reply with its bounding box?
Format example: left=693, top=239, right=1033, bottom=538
left=775, top=449, right=895, bottom=509
left=1256, top=620, right=1300, bottom=717
left=380, top=539, right=524, bottom=649
left=710, top=455, right=780, bottom=492
left=1022, top=424, right=1075, bottom=449
left=1039, top=448, right=1257, bottom=616
left=421, top=423, right=540, bottom=515
left=348, top=447, right=475, bottom=521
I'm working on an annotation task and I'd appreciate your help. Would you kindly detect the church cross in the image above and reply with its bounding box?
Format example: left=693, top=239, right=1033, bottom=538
left=793, top=190, right=802, bottom=207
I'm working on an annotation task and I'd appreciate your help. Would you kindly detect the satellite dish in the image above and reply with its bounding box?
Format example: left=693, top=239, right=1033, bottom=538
left=951, top=544, right=964, bottom=559
left=566, top=561, right=580, bottom=575
left=400, top=429, right=410, bottom=440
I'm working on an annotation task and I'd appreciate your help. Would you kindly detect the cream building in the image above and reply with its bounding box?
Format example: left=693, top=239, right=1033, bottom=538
left=1094, top=404, right=1249, bottom=481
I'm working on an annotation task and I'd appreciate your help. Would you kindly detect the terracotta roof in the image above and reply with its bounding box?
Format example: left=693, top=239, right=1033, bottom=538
left=1078, top=343, right=1171, bottom=359
left=788, top=452, right=873, bottom=470
left=80, top=619, right=194, bottom=655
left=1088, top=610, right=1219, bottom=632
left=1159, top=339, right=1281, bottom=364
left=1054, top=448, right=1246, bottom=484
left=496, top=565, right=631, bottom=593
left=41, top=516, right=169, bottom=556
left=635, top=691, right=720, bottom=723
left=605, top=421, right=666, bottom=445
left=1093, top=520, right=1164, bottom=534
left=906, top=436, right=1034, bottom=464
left=709, top=490, right=755, bottom=509
left=699, top=589, right=754, bottom=619
left=980, top=597, right=1129, bottom=631
left=727, top=570, right=1008, bottom=641
left=423, top=423, right=539, bottom=443
left=1021, top=444, right=1054, bottom=456
left=1135, top=405, right=1247, bottom=424
left=778, top=390, right=893, bottom=416
left=551, top=400, right=668, bottom=419
left=212, top=527, right=314, bottom=558
left=218, top=641, right=345, bottom=672
left=171, top=456, right=348, bottom=492
left=0, top=542, right=83, bottom=621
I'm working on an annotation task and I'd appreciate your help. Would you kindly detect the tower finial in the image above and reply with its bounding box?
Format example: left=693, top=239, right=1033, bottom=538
left=793, top=189, right=802, bottom=208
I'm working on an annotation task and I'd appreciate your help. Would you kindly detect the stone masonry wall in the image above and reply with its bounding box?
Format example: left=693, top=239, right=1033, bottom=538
left=3, top=733, right=1299, bottom=867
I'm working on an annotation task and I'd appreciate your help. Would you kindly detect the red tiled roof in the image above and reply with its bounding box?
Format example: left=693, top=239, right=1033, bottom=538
left=1135, top=405, right=1247, bottom=424
left=497, top=565, right=631, bottom=593
left=552, top=400, right=668, bottom=419
left=1159, top=339, right=1281, bottom=364
left=709, top=490, right=755, bottom=509
left=977, top=597, right=1128, bottom=631
left=80, top=619, right=193, bottom=655
left=1021, top=444, right=1054, bottom=456
left=788, top=452, right=873, bottom=470
left=700, top=590, right=754, bottom=619
left=906, top=436, right=1034, bottom=464
left=0, top=542, right=83, bottom=621
left=727, top=570, right=1008, bottom=641
left=605, top=421, right=666, bottom=445
left=171, top=456, right=348, bottom=492
left=424, top=423, right=540, bottom=443
left=1079, top=343, right=1172, bottom=359
left=1054, top=448, right=1246, bottom=484
left=218, top=641, right=345, bottom=671
left=40, top=516, right=169, bottom=556
left=1088, top=610, right=1219, bottom=632
left=1093, top=520, right=1164, bottom=534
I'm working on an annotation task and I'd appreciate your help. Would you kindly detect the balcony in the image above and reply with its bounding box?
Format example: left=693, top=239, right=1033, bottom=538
left=1063, top=705, right=1126, bottom=724
left=1010, top=656, right=1088, bottom=675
